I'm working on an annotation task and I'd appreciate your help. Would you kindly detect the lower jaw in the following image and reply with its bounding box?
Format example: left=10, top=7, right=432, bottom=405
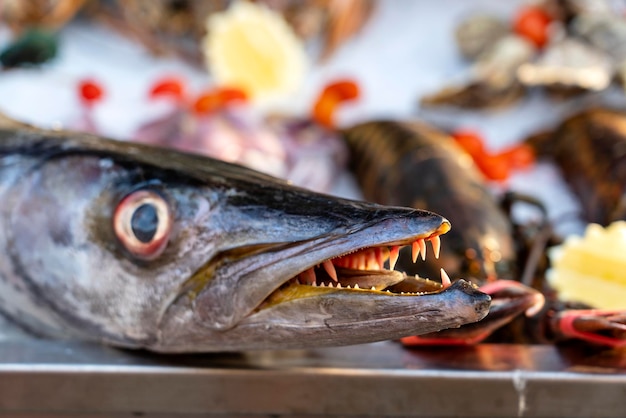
left=259, top=268, right=447, bottom=310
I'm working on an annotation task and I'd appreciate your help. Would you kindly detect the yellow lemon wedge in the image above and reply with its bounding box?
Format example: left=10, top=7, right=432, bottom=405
left=549, top=221, right=626, bottom=309
left=204, top=1, right=308, bottom=102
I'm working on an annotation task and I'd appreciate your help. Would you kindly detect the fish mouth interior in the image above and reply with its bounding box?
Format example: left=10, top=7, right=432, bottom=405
left=260, top=232, right=452, bottom=309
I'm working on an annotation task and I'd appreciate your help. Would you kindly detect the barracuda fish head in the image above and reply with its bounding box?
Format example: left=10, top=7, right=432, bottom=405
left=0, top=126, right=490, bottom=352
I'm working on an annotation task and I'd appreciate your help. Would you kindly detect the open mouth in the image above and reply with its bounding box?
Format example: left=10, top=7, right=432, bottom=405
left=261, top=226, right=455, bottom=308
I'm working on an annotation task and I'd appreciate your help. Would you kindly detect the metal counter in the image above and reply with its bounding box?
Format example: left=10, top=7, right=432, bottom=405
left=1, top=339, right=624, bottom=417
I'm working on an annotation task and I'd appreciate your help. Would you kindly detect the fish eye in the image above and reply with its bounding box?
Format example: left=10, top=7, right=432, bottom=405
left=113, top=190, right=172, bottom=260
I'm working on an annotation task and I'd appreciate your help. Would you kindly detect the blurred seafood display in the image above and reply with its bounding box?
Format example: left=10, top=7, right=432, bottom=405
left=343, top=120, right=543, bottom=344
left=64, top=74, right=354, bottom=194
left=97, top=0, right=373, bottom=63
left=526, top=107, right=626, bottom=225
left=1, top=0, right=84, bottom=32
left=135, top=97, right=349, bottom=194
left=422, top=0, right=626, bottom=109
left=343, top=120, right=517, bottom=283
left=131, top=77, right=355, bottom=193
left=0, top=0, right=373, bottom=70
left=549, top=221, right=626, bottom=310
left=343, top=117, right=626, bottom=348
left=0, top=0, right=364, bottom=194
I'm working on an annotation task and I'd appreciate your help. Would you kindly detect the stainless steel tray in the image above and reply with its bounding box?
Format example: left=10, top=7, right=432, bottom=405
left=1, top=339, right=624, bottom=417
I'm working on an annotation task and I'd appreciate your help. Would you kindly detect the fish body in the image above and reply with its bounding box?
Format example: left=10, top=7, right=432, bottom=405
left=344, top=120, right=516, bottom=284
left=0, top=122, right=489, bottom=352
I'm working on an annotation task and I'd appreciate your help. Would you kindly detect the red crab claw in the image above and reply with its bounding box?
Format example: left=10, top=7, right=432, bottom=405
left=401, top=280, right=545, bottom=346
left=553, top=309, right=626, bottom=348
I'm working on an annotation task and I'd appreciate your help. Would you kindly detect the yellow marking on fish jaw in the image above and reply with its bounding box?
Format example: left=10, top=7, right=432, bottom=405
left=185, top=263, right=217, bottom=299
left=261, top=284, right=339, bottom=309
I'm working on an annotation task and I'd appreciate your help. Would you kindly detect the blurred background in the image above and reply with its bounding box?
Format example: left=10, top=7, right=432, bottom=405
left=0, top=1, right=605, bottom=226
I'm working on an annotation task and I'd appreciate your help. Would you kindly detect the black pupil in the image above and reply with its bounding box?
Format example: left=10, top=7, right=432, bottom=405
left=131, top=203, right=159, bottom=243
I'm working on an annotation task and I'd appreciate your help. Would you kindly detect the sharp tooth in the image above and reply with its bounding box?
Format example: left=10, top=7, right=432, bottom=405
left=418, top=239, right=427, bottom=261
left=337, top=283, right=342, bottom=288
left=430, top=236, right=441, bottom=259
left=440, top=268, right=452, bottom=289
left=389, top=246, right=400, bottom=270
left=364, top=252, right=373, bottom=270
left=312, top=282, right=317, bottom=287
left=359, top=254, right=367, bottom=270
left=320, top=282, right=326, bottom=287
left=346, top=285, right=351, bottom=289
left=411, top=241, right=420, bottom=263
left=371, top=286, right=376, bottom=290
left=323, top=260, right=338, bottom=282
left=354, top=284, right=360, bottom=289
left=301, top=268, right=316, bottom=285
left=368, top=251, right=378, bottom=269
left=373, top=253, right=380, bottom=269
left=375, top=248, right=384, bottom=270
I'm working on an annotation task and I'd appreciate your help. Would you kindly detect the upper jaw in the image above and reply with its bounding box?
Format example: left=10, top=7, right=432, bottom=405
left=286, top=229, right=449, bottom=292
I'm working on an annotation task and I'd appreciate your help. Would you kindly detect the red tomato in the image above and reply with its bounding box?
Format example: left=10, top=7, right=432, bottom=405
left=78, top=79, right=104, bottom=105
left=216, top=87, right=248, bottom=104
left=312, top=79, right=360, bottom=128
left=499, top=144, right=536, bottom=169
left=513, top=6, right=552, bottom=48
left=323, top=80, right=360, bottom=101
left=149, top=77, right=186, bottom=102
left=192, top=87, right=248, bottom=115
left=452, top=130, right=486, bottom=158
left=192, top=91, right=221, bottom=115
left=475, top=154, right=511, bottom=182
left=312, top=94, right=340, bottom=128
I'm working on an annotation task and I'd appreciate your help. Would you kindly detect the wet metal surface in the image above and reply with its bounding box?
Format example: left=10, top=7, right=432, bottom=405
left=0, top=339, right=625, bottom=417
